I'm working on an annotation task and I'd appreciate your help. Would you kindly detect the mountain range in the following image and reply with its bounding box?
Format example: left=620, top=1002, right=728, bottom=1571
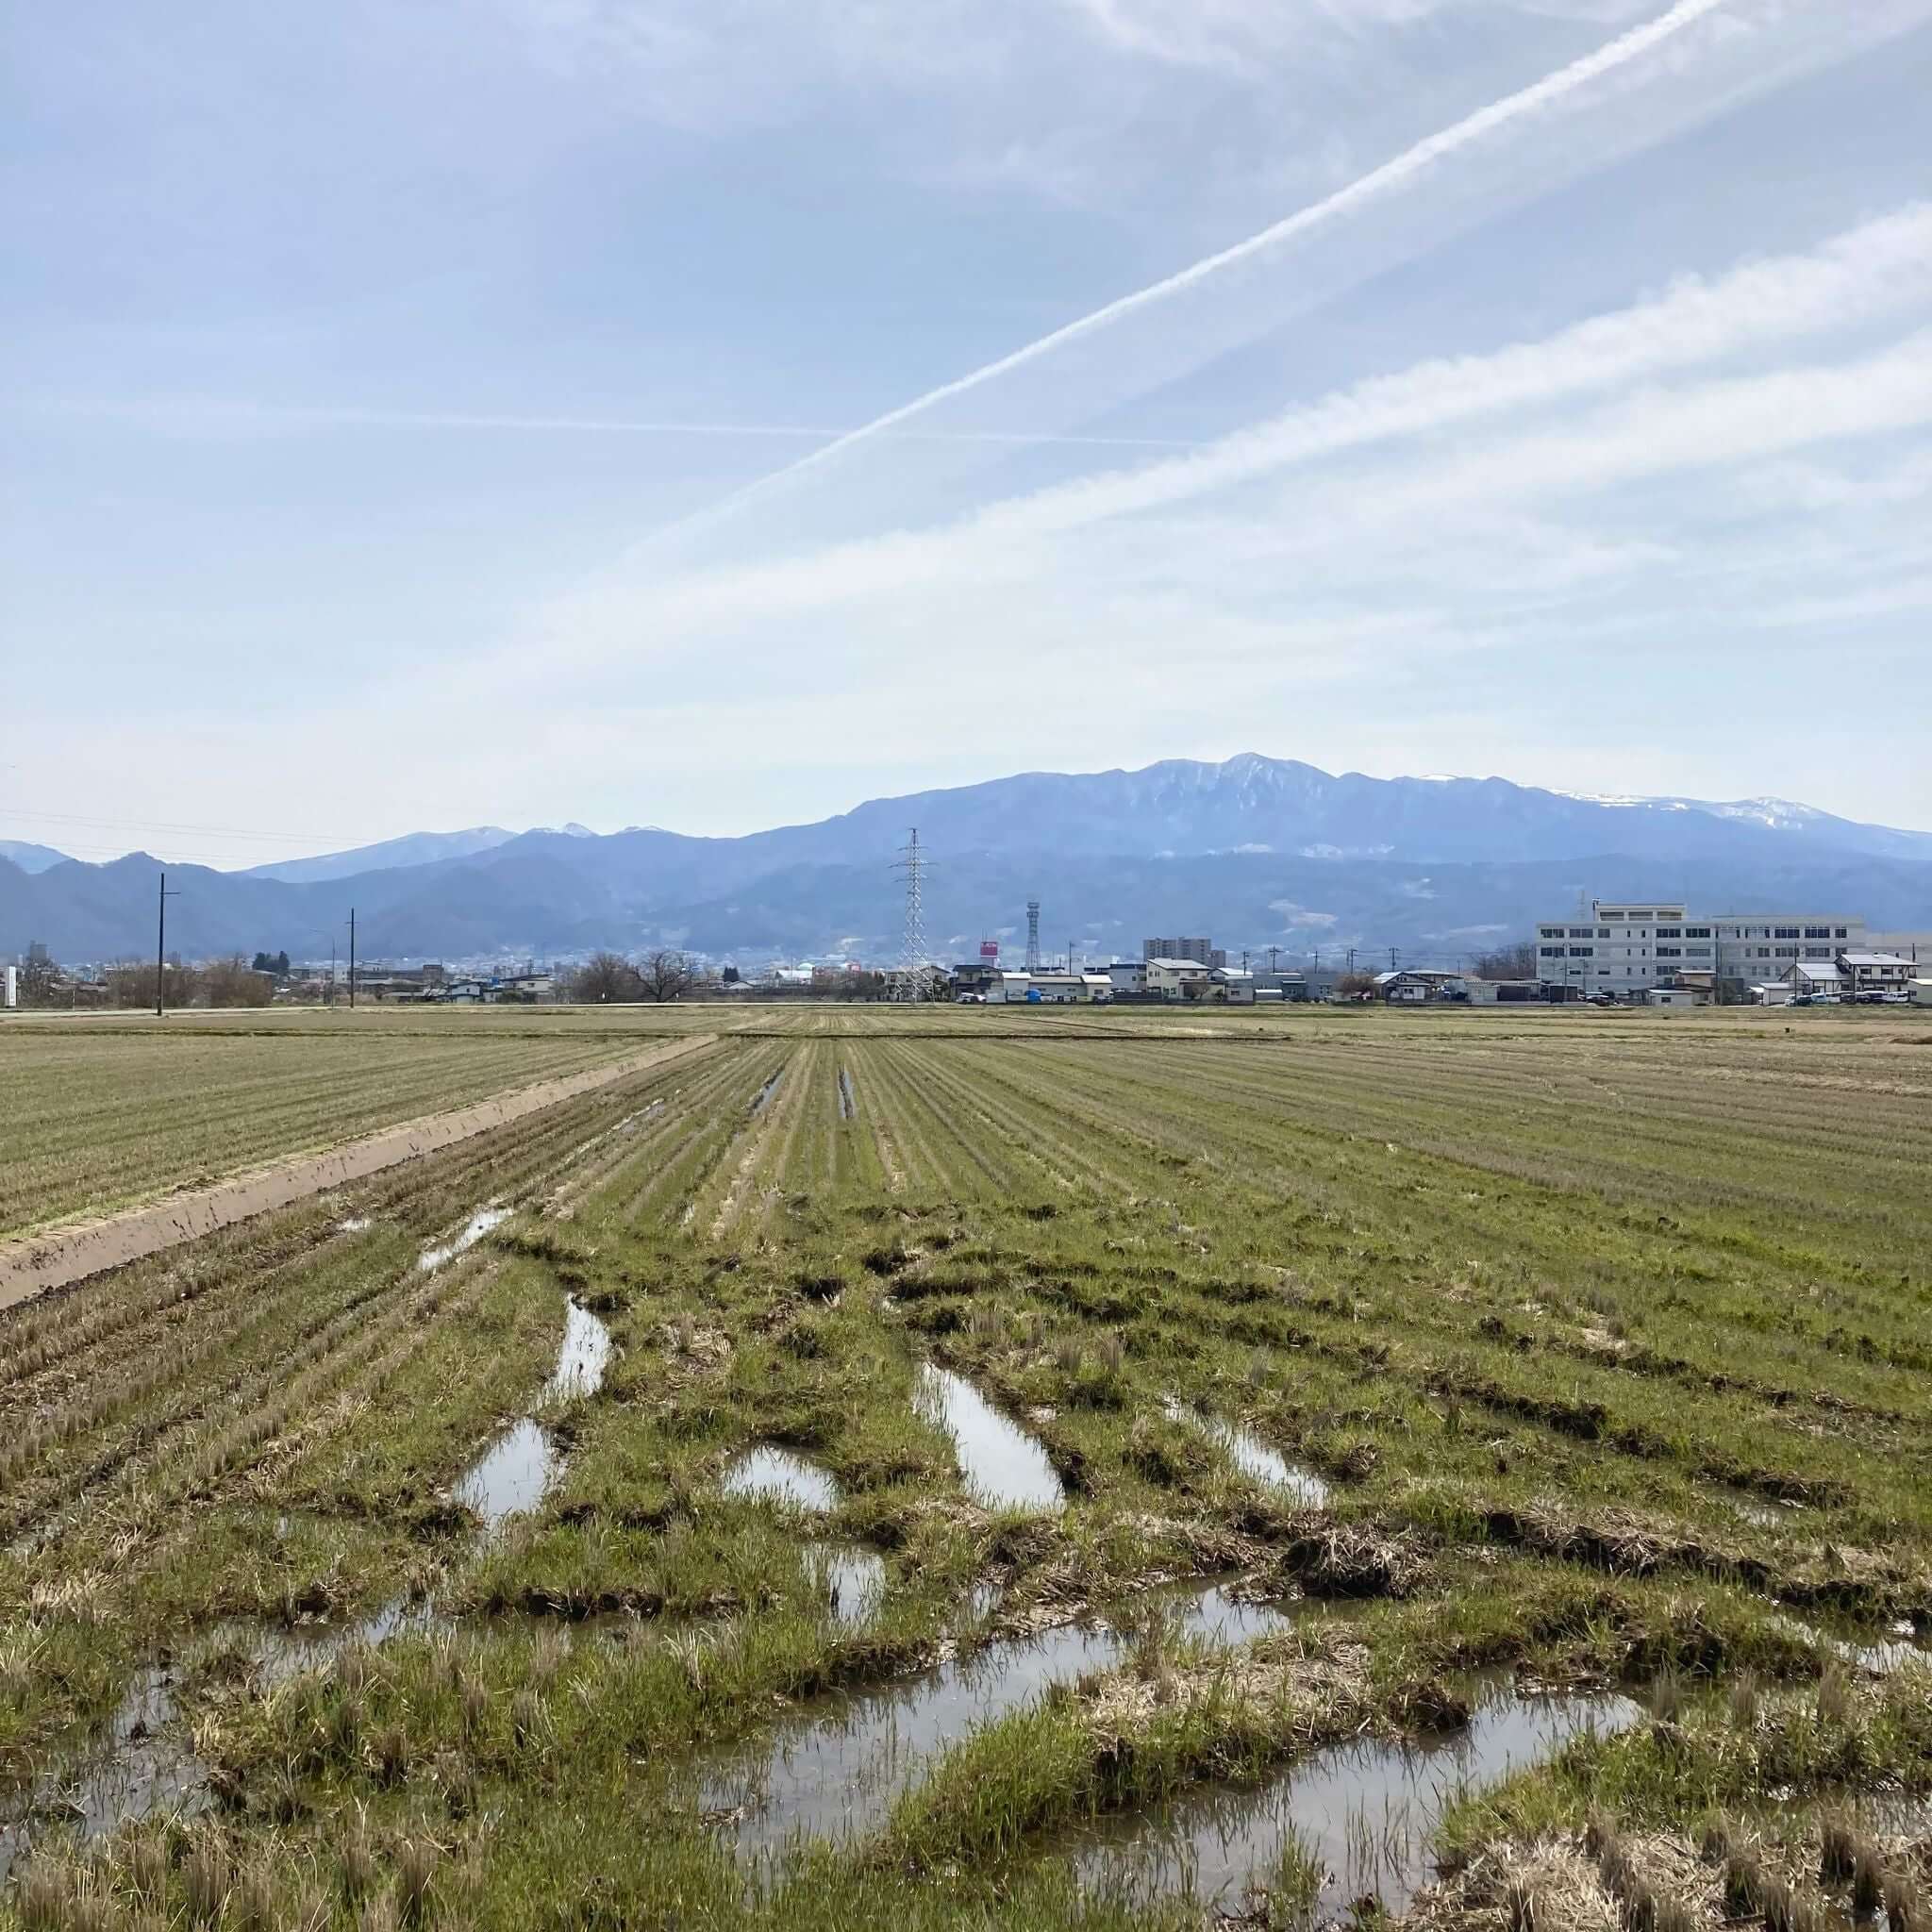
left=5, top=757, right=1930, bottom=968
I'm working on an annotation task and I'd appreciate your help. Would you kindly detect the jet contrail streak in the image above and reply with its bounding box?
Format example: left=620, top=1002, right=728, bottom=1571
left=687, top=0, right=1733, bottom=516
left=23, top=396, right=1199, bottom=451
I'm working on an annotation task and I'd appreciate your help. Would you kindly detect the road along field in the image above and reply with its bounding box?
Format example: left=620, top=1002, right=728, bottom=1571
left=1, top=1009, right=1928, bottom=1930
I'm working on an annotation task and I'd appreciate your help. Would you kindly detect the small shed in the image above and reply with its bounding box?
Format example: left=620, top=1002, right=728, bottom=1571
left=1645, top=985, right=1707, bottom=1009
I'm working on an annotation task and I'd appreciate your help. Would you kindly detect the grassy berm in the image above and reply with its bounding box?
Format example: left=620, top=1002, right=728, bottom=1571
left=2, top=1008, right=1929, bottom=1928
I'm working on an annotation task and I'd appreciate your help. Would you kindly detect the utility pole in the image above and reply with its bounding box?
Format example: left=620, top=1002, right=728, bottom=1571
left=348, top=908, right=358, bottom=1009
left=1390, top=947, right=1400, bottom=971
left=1346, top=946, right=1357, bottom=975
left=329, top=939, right=337, bottom=1008
left=155, top=872, right=180, bottom=1017
left=1267, top=946, right=1279, bottom=974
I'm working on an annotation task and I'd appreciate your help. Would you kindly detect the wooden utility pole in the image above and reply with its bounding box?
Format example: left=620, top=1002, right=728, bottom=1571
left=348, top=908, right=358, bottom=1009
left=156, top=872, right=180, bottom=1017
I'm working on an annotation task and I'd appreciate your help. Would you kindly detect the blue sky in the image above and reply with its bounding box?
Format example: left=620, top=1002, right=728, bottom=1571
left=5, top=0, right=1931, bottom=867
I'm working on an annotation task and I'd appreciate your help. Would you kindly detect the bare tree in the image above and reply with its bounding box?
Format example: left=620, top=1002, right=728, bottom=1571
left=16, top=948, right=62, bottom=1008
left=1336, top=972, right=1379, bottom=999
left=569, top=951, right=641, bottom=1004
left=105, top=958, right=203, bottom=1008
left=1471, top=941, right=1538, bottom=980
left=202, top=955, right=275, bottom=1007
left=641, top=949, right=696, bottom=1003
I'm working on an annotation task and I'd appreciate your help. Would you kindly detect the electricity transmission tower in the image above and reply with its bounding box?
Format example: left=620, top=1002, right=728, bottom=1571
left=1025, top=899, right=1041, bottom=974
left=890, top=828, right=939, bottom=1002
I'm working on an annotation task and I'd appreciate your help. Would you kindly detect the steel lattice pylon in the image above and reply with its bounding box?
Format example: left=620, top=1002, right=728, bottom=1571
left=891, top=827, right=939, bottom=1002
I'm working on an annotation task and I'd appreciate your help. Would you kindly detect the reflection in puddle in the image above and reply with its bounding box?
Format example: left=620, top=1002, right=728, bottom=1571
left=1162, top=1397, right=1329, bottom=1507
left=418, top=1206, right=510, bottom=1272
left=723, top=1447, right=841, bottom=1513
left=700, top=1580, right=1291, bottom=1864
left=1070, top=1688, right=1641, bottom=1922
left=454, top=1298, right=612, bottom=1528
left=456, top=1420, right=554, bottom=1526
left=1795, top=1614, right=1932, bottom=1678
left=0, top=1669, right=208, bottom=1882
left=753, top=1074, right=782, bottom=1115
left=839, top=1071, right=858, bottom=1120
left=203, top=1598, right=450, bottom=1693
left=548, top=1297, right=611, bottom=1399
left=810, top=1546, right=886, bottom=1627
left=338, top=1215, right=373, bottom=1234
left=914, top=1366, right=1064, bottom=1512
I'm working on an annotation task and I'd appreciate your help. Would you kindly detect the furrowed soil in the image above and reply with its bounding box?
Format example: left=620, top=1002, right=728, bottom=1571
left=2, top=1004, right=1929, bottom=1931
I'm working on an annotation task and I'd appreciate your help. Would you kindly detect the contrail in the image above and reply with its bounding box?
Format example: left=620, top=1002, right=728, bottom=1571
left=25, top=396, right=1199, bottom=451
left=685, top=0, right=1733, bottom=518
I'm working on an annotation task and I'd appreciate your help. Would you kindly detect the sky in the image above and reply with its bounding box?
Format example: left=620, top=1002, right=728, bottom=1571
left=4, top=0, right=1932, bottom=869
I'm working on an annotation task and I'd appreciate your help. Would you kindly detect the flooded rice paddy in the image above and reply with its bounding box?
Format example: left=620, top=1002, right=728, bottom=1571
left=913, top=1365, right=1064, bottom=1512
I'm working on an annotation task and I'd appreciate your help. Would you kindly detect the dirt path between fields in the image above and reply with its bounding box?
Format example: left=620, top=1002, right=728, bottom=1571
left=0, top=1037, right=716, bottom=1311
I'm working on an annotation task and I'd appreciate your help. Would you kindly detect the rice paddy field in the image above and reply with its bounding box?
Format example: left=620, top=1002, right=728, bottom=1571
left=2, top=1003, right=1929, bottom=1930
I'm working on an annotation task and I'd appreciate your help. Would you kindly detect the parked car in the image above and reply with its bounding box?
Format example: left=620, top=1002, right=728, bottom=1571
left=955, top=991, right=987, bottom=1004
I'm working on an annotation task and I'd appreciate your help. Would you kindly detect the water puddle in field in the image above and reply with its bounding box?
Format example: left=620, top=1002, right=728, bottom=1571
left=618, top=1101, right=665, bottom=1135
left=454, top=1297, right=612, bottom=1528
left=548, top=1296, right=611, bottom=1399
left=914, top=1365, right=1064, bottom=1512
left=723, top=1447, right=841, bottom=1513
left=700, top=1578, right=1295, bottom=1865
left=0, top=1667, right=209, bottom=1882
left=338, top=1215, right=373, bottom=1234
left=752, top=1073, right=782, bottom=1115
left=1789, top=1614, right=1932, bottom=1678
left=456, top=1421, right=553, bottom=1525
left=1068, top=1686, right=1641, bottom=1923
left=1161, top=1397, right=1330, bottom=1507
left=810, top=1546, right=886, bottom=1628
left=839, top=1071, right=858, bottom=1120
left=418, top=1205, right=510, bottom=1272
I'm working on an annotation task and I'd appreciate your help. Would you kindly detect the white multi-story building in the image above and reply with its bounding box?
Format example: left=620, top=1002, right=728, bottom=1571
left=1536, top=902, right=1866, bottom=998
left=1707, top=913, right=1864, bottom=993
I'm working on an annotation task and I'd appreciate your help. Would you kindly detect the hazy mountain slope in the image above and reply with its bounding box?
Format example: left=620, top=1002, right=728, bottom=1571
left=0, top=840, right=70, bottom=875
left=242, top=826, right=518, bottom=884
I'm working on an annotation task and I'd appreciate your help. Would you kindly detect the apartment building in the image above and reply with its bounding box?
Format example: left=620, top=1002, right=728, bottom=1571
left=1142, top=936, right=1228, bottom=970
left=1536, top=902, right=1866, bottom=997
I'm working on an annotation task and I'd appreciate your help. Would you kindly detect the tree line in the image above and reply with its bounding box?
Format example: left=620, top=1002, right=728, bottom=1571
left=567, top=949, right=702, bottom=1003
